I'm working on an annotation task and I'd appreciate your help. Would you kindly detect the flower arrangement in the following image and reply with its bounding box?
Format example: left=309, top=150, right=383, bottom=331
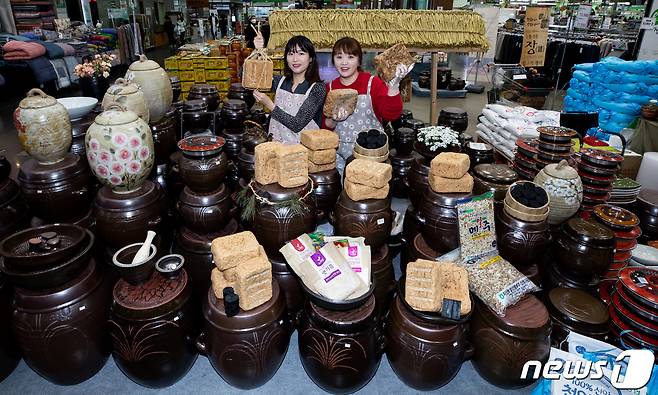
left=416, top=125, right=460, bottom=151
left=74, top=53, right=116, bottom=79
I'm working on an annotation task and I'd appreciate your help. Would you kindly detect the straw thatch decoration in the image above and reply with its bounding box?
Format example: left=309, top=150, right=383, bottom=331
left=267, top=9, right=489, bottom=51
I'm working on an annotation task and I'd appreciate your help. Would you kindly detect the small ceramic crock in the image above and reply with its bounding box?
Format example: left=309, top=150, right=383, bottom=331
left=125, top=55, right=173, bottom=122
left=102, top=78, right=150, bottom=123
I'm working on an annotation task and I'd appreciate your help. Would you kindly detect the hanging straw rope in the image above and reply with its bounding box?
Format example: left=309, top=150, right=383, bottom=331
left=267, top=9, right=489, bottom=51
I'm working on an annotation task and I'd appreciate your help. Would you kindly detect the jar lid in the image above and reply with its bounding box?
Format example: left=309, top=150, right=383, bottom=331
left=439, top=107, right=467, bottom=118
left=476, top=294, right=551, bottom=340
left=18, top=154, right=88, bottom=183
left=229, top=83, right=247, bottom=93
left=474, top=164, right=518, bottom=184
left=593, top=204, right=640, bottom=230
left=203, top=280, right=285, bottom=331
left=190, top=84, right=218, bottom=94
left=412, top=233, right=439, bottom=260
left=396, top=127, right=415, bottom=139
left=184, top=99, right=208, bottom=112
left=337, top=189, right=391, bottom=211
left=547, top=288, right=609, bottom=328
left=178, top=135, right=225, bottom=157
left=425, top=188, right=472, bottom=207
left=307, top=294, right=376, bottom=333
left=308, top=168, right=340, bottom=184
left=179, top=184, right=230, bottom=207
left=223, top=99, right=247, bottom=110
left=18, top=88, right=58, bottom=109
left=543, top=159, right=579, bottom=180
left=128, top=54, right=162, bottom=72
left=403, top=118, right=424, bottom=129
left=114, top=269, right=188, bottom=310
left=537, top=126, right=577, bottom=139
left=562, top=217, right=615, bottom=246
left=94, top=105, right=140, bottom=125
left=252, top=180, right=313, bottom=203
left=94, top=180, right=162, bottom=211
left=107, top=78, right=139, bottom=95
left=637, top=189, right=658, bottom=216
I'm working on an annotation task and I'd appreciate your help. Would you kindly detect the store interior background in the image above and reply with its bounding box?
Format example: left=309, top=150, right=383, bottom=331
left=0, top=0, right=656, bottom=393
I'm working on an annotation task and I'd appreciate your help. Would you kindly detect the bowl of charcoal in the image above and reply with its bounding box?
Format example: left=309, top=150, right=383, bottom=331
left=354, top=129, right=389, bottom=159
left=504, top=181, right=550, bottom=222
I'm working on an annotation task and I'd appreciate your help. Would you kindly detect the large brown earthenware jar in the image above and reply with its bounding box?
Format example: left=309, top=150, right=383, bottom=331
left=178, top=135, right=228, bottom=193
left=408, top=157, right=430, bottom=208
left=371, top=244, right=395, bottom=318
left=181, top=100, right=212, bottom=135
left=298, top=296, right=383, bottom=394
left=473, top=164, right=518, bottom=208
left=401, top=233, right=439, bottom=274
left=177, top=184, right=233, bottom=234
left=495, top=204, right=551, bottom=270
left=150, top=113, right=178, bottom=165
left=469, top=295, right=551, bottom=389
left=389, top=150, right=414, bottom=199
left=0, top=179, right=30, bottom=242
left=221, top=99, right=249, bottom=134
left=309, top=169, right=342, bottom=222
left=173, top=220, right=239, bottom=303
left=18, top=153, right=93, bottom=222
left=332, top=191, right=393, bottom=250
left=109, top=269, right=198, bottom=388
left=546, top=288, right=609, bottom=348
left=401, top=205, right=424, bottom=248
left=437, top=107, right=468, bottom=133
left=270, top=254, right=305, bottom=325
left=419, top=188, right=472, bottom=254
left=0, top=275, right=20, bottom=381
left=93, top=180, right=168, bottom=249
left=249, top=181, right=317, bottom=258
left=237, top=147, right=255, bottom=182
left=197, top=280, right=293, bottom=389
left=227, top=83, right=255, bottom=109
left=556, top=218, right=615, bottom=281
left=221, top=131, right=245, bottom=162
left=188, top=84, right=220, bottom=112
left=386, top=295, right=471, bottom=390
left=12, top=260, right=112, bottom=385
left=632, top=189, right=658, bottom=243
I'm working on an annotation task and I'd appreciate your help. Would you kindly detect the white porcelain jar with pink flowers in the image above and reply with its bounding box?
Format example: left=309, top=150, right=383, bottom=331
left=85, top=104, right=154, bottom=193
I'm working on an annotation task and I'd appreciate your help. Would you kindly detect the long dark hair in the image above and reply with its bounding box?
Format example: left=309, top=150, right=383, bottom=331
left=283, top=35, right=320, bottom=84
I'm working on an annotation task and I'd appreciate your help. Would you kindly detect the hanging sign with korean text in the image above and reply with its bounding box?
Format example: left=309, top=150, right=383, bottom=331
left=520, top=7, right=549, bottom=67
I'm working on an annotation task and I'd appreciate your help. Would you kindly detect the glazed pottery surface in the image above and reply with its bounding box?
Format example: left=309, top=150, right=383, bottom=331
left=93, top=181, right=167, bottom=248
left=546, top=288, right=609, bottom=347
left=177, top=184, right=233, bottom=234
left=125, top=55, right=173, bottom=122
left=389, top=150, right=414, bottom=199
left=534, top=160, right=583, bottom=225
left=437, top=107, right=468, bottom=133
left=188, top=84, right=220, bottom=112
left=309, top=169, right=342, bottom=221
left=469, top=295, right=551, bottom=389
left=220, top=99, right=249, bottom=133
left=86, top=106, right=154, bottom=193
left=332, top=191, right=393, bottom=250
left=386, top=295, right=470, bottom=390
left=250, top=181, right=317, bottom=257
left=408, top=157, right=430, bottom=208
left=472, top=164, right=518, bottom=204
left=420, top=188, right=472, bottom=254
left=18, top=154, right=93, bottom=222
left=371, top=244, right=395, bottom=317
left=0, top=275, right=20, bottom=381
left=556, top=218, right=615, bottom=280
left=109, top=269, right=198, bottom=388
left=102, top=78, right=150, bottom=123
left=150, top=114, right=177, bottom=165
left=238, top=148, right=255, bottom=182
left=270, top=254, right=305, bottom=324
left=13, top=88, right=72, bottom=164
left=198, top=280, right=292, bottom=389
left=177, top=135, right=228, bottom=193
left=0, top=179, right=30, bottom=241
left=298, top=296, right=382, bottom=394
left=12, top=260, right=112, bottom=385
left=227, top=83, right=255, bottom=109
left=495, top=205, right=551, bottom=270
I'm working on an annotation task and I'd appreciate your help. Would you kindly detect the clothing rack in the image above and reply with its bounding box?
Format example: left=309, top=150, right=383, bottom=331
left=116, top=23, right=143, bottom=65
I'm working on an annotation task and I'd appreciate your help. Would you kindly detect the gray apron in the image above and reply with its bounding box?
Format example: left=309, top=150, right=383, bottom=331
left=268, top=77, right=319, bottom=144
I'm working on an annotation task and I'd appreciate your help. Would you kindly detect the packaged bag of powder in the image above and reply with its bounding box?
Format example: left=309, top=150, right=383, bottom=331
left=302, top=243, right=367, bottom=301
left=324, top=236, right=371, bottom=288
left=279, top=233, right=326, bottom=282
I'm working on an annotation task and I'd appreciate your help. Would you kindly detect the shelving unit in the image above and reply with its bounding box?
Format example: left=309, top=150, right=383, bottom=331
left=10, top=0, right=57, bottom=33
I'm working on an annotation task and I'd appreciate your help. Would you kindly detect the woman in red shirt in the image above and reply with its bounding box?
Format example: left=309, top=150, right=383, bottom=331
left=324, top=37, right=412, bottom=173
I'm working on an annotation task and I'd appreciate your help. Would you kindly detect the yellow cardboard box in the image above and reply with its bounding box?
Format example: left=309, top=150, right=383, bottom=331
left=205, top=57, right=229, bottom=69
left=181, top=81, right=194, bottom=92
left=272, top=57, right=284, bottom=70
left=179, top=70, right=195, bottom=81
left=193, top=59, right=206, bottom=69
left=164, top=56, right=180, bottom=70
left=208, top=79, right=231, bottom=92
left=205, top=69, right=229, bottom=80
left=194, top=69, right=206, bottom=83
left=180, top=92, right=188, bottom=101
left=168, top=70, right=180, bottom=79
left=178, top=57, right=194, bottom=70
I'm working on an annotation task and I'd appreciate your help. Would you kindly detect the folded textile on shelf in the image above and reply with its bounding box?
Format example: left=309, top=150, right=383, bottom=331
left=2, top=40, right=46, bottom=59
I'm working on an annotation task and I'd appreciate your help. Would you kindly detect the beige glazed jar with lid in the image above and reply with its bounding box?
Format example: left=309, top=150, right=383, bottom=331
left=102, top=78, right=150, bottom=123
left=125, top=54, right=172, bottom=122
left=534, top=159, right=583, bottom=225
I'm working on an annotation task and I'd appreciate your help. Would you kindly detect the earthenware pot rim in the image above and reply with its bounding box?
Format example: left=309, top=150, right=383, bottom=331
left=223, top=99, right=247, bottom=110
left=203, top=279, right=284, bottom=331
left=0, top=223, right=88, bottom=265
left=546, top=288, right=609, bottom=329
left=337, top=190, right=391, bottom=211
left=190, top=84, right=218, bottom=94
left=306, top=294, right=377, bottom=333
left=301, top=280, right=375, bottom=312
left=391, top=295, right=467, bottom=341
left=424, top=188, right=472, bottom=208
left=637, top=189, right=658, bottom=215
left=175, top=221, right=238, bottom=251
left=496, top=204, right=551, bottom=232
left=252, top=180, right=314, bottom=203
left=562, top=218, right=615, bottom=246
left=94, top=181, right=161, bottom=211
left=94, top=105, right=140, bottom=125
left=113, top=243, right=157, bottom=267
left=179, top=184, right=230, bottom=207
left=178, top=135, right=226, bottom=157
left=17, top=154, right=88, bottom=184
left=308, top=169, right=341, bottom=183
left=183, top=99, right=207, bottom=111
left=475, top=295, right=551, bottom=340
left=543, top=161, right=578, bottom=181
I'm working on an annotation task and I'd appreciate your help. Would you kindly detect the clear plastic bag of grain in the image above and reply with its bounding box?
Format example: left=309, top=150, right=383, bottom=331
left=457, top=192, right=497, bottom=263
left=457, top=253, right=539, bottom=316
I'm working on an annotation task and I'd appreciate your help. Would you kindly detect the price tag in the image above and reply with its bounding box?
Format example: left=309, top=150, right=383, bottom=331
left=513, top=74, right=527, bottom=80
left=377, top=218, right=385, bottom=225
left=641, top=17, right=656, bottom=30
left=469, top=142, right=488, bottom=150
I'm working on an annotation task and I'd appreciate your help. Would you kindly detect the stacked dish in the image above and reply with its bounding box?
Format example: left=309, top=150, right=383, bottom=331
left=513, top=138, right=539, bottom=180
left=534, top=126, right=576, bottom=171
left=610, top=178, right=641, bottom=205
left=577, top=148, right=624, bottom=212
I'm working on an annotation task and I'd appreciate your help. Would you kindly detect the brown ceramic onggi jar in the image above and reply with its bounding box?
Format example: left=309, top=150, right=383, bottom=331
left=401, top=205, right=424, bottom=248
left=371, top=244, right=395, bottom=317
left=402, top=233, right=439, bottom=273
left=221, top=99, right=249, bottom=134
left=545, top=288, right=609, bottom=348
left=469, top=295, right=551, bottom=389
left=270, top=254, right=305, bottom=323
left=109, top=268, right=198, bottom=388
left=18, top=154, right=93, bottom=222
left=12, top=260, right=112, bottom=385
left=408, top=157, right=430, bottom=208
left=221, top=131, right=245, bottom=161
left=473, top=164, right=518, bottom=206
left=150, top=113, right=178, bottom=165
left=298, top=296, right=382, bottom=394
left=249, top=181, right=317, bottom=258
left=93, top=180, right=168, bottom=249
left=495, top=204, right=551, bottom=270
left=309, top=169, right=342, bottom=221
left=0, top=275, right=20, bottom=381
left=386, top=295, right=471, bottom=390
left=419, top=188, right=472, bottom=254
left=173, top=220, right=239, bottom=303
left=181, top=100, right=212, bottom=135
left=188, top=84, right=220, bottom=111
left=389, top=150, right=414, bottom=199
left=177, top=135, right=228, bottom=193
left=227, top=83, right=255, bottom=109
left=0, top=178, right=30, bottom=241
left=177, top=184, right=233, bottom=234
left=197, top=280, right=293, bottom=389
left=70, top=111, right=96, bottom=156
left=332, top=191, right=393, bottom=250
left=437, top=107, right=468, bottom=133
left=556, top=218, right=615, bottom=281
left=237, top=147, right=255, bottom=182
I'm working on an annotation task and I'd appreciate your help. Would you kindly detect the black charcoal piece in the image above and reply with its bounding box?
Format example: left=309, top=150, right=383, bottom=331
left=368, top=129, right=379, bottom=137
left=441, top=298, right=461, bottom=320
left=224, top=287, right=240, bottom=317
